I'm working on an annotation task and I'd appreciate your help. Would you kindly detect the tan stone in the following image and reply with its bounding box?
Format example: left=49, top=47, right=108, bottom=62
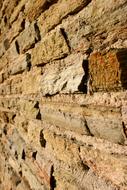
left=31, top=29, right=69, bottom=65
left=39, top=53, right=86, bottom=95
left=10, top=0, right=28, bottom=23
left=38, top=0, right=91, bottom=36
left=7, top=12, right=25, bottom=43
left=25, top=0, right=58, bottom=22
left=22, top=67, right=42, bottom=94
left=44, top=130, right=81, bottom=166
left=80, top=146, right=127, bottom=190
left=17, top=22, right=40, bottom=53
left=0, top=54, right=8, bottom=71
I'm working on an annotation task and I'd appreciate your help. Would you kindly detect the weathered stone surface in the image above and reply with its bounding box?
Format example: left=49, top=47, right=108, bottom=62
left=8, top=54, right=31, bottom=75
left=0, top=0, right=127, bottom=190
left=0, top=54, right=8, bottom=71
left=10, top=0, right=28, bottom=23
left=89, top=49, right=127, bottom=92
left=38, top=0, right=91, bottom=36
left=7, top=12, right=25, bottom=43
left=31, top=29, right=70, bottom=66
left=22, top=67, right=42, bottom=94
left=80, top=146, right=127, bottom=190
left=39, top=53, right=87, bottom=95
left=16, top=22, right=40, bottom=53
left=25, top=0, right=58, bottom=22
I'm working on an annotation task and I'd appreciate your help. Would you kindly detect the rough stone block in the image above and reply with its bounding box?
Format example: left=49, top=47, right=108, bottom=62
left=89, top=49, right=127, bottom=92
left=38, top=0, right=91, bottom=35
left=10, top=0, right=28, bottom=23
left=16, top=22, right=40, bottom=53
left=44, top=130, right=80, bottom=166
left=31, top=29, right=69, bottom=65
left=22, top=67, right=42, bottom=94
left=80, top=145, right=127, bottom=190
left=25, top=0, right=58, bottom=22
left=8, top=12, right=25, bottom=43
left=40, top=53, right=88, bottom=95
left=8, top=54, right=31, bottom=75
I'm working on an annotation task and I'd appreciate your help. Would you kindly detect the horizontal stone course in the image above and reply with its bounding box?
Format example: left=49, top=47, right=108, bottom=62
left=0, top=0, right=127, bottom=190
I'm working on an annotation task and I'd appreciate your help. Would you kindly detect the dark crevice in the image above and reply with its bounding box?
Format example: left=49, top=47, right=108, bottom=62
left=19, top=170, right=22, bottom=177
left=34, top=101, right=39, bottom=109
left=15, top=150, right=18, bottom=160
left=21, top=5, right=25, bottom=12
left=15, top=40, right=20, bottom=54
left=50, top=166, right=56, bottom=190
left=3, top=126, right=7, bottom=135
left=78, top=60, right=89, bottom=93
left=12, top=114, right=16, bottom=121
left=26, top=53, right=32, bottom=71
left=40, top=130, right=46, bottom=148
left=34, top=101, right=42, bottom=120
left=85, top=120, right=94, bottom=136
left=34, top=22, right=41, bottom=42
left=118, top=49, right=127, bottom=89
left=21, top=149, right=26, bottom=160
left=60, top=28, right=71, bottom=51
left=21, top=19, right=25, bottom=30
left=4, top=39, right=10, bottom=50
left=122, top=121, right=127, bottom=138
left=32, top=151, right=37, bottom=160
left=36, top=111, right=42, bottom=120
left=4, top=16, right=7, bottom=24
left=16, top=180, right=21, bottom=187
left=80, top=160, right=90, bottom=171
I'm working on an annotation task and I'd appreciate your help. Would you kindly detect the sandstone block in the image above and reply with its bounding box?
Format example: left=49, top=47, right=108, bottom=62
left=10, top=0, right=28, bottom=23
left=89, top=49, right=127, bottom=92
left=22, top=67, right=42, bottom=94
left=84, top=106, right=125, bottom=144
left=8, top=54, right=31, bottom=75
left=0, top=54, right=8, bottom=71
left=44, top=130, right=80, bottom=166
left=10, top=76, right=22, bottom=94
left=16, top=22, right=40, bottom=53
left=25, top=0, right=58, bottom=22
left=40, top=53, right=87, bottom=95
left=22, top=163, right=45, bottom=190
left=31, top=29, right=69, bottom=66
left=7, top=12, right=25, bottom=43
left=80, top=145, right=127, bottom=190
left=38, top=0, right=91, bottom=35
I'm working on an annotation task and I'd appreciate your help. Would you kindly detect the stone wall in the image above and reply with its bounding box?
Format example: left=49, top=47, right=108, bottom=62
left=0, top=0, right=127, bottom=189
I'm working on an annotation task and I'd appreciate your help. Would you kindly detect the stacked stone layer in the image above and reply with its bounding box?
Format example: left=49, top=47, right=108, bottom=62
left=0, top=0, right=127, bottom=190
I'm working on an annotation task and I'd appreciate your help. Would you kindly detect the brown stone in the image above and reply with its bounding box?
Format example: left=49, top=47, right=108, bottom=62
left=89, top=49, right=127, bottom=92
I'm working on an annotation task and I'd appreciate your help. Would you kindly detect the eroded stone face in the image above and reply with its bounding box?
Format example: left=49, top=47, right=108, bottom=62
left=0, top=0, right=127, bottom=190
left=31, top=29, right=70, bottom=66
left=89, top=50, right=127, bottom=92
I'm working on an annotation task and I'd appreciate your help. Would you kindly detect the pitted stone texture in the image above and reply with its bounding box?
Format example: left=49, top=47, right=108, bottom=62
left=89, top=49, right=127, bottom=92
left=25, top=0, right=58, bottom=22
left=38, top=0, right=91, bottom=36
left=40, top=53, right=88, bottom=95
left=32, top=29, right=70, bottom=66
left=16, top=22, right=40, bottom=53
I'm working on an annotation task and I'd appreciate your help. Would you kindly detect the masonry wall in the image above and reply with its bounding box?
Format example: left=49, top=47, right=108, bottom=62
left=0, top=0, right=127, bottom=190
